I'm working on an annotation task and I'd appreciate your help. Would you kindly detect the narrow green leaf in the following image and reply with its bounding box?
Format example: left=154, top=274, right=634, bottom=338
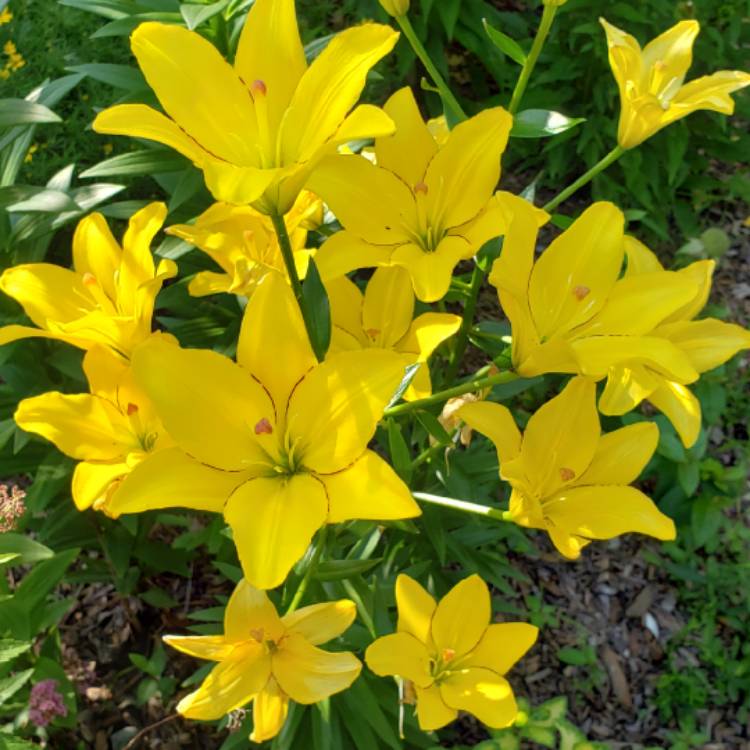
left=0, top=639, right=31, bottom=664
left=7, top=189, right=80, bottom=213
left=66, top=63, right=146, bottom=91
left=313, top=558, right=383, bottom=582
left=511, top=110, right=585, bottom=138
left=80, top=149, right=186, bottom=178
left=180, top=0, right=230, bottom=30
left=0, top=100, right=61, bottom=128
left=387, top=419, right=412, bottom=483
left=300, top=257, right=331, bottom=362
left=483, top=19, right=526, bottom=66
left=0, top=533, right=54, bottom=565
left=0, top=668, right=33, bottom=707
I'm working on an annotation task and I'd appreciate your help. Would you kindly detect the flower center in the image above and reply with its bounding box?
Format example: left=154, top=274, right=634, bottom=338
left=429, top=647, right=458, bottom=682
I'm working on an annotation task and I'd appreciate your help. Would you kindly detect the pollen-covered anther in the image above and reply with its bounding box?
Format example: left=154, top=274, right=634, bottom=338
left=559, top=467, right=575, bottom=482
left=254, top=418, right=273, bottom=435
left=441, top=648, right=456, bottom=663
left=126, top=403, right=139, bottom=416
left=573, top=285, right=590, bottom=301
left=249, top=627, right=265, bottom=642
left=414, top=181, right=429, bottom=195
left=82, top=272, right=98, bottom=286
left=365, top=328, right=380, bottom=340
left=251, top=79, right=267, bottom=97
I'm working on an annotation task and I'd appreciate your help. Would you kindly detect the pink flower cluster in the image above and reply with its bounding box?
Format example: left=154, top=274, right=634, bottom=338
left=0, top=483, right=25, bottom=532
left=28, top=679, right=67, bottom=727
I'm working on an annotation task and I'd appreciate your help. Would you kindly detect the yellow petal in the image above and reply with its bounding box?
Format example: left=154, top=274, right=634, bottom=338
left=431, top=575, right=489, bottom=658
left=287, top=349, right=409, bottom=473
left=456, top=401, right=522, bottom=467
left=72, top=461, right=129, bottom=511
left=440, top=667, right=516, bottom=728
left=364, top=632, right=433, bottom=688
left=93, top=104, right=207, bottom=166
left=460, top=623, right=538, bottom=675
left=251, top=677, right=289, bottom=743
left=571, top=336, right=699, bottom=382
left=237, top=271, right=316, bottom=410
left=599, top=18, right=643, bottom=101
left=544, top=486, right=676, bottom=549
left=528, top=202, right=625, bottom=340
left=414, top=684, right=457, bottom=731
left=282, top=600, right=357, bottom=645
left=662, top=259, right=714, bottom=323
left=320, top=449, right=419, bottom=523
left=395, top=574, right=436, bottom=646
left=163, top=635, right=234, bottom=662
left=308, top=155, right=414, bottom=245
left=202, top=160, right=280, bottom=206
left=273, top=633, right=361, bottom=704
left=670, top=69, right=750, bottom=117
left=131, top=338, right=274, bottom=471
left=82, top=346, right=129, bottom=402
left=641, top=20, right=699, bottom=94
left=0, top=325, right=88, bottom=350
left=391, top=237, right=470, bottom=303
left=374, top=86, right=437, bottom=187
left=279, top=24, right=399, bottom=163
left=598, top=364, right=660, bottom=415
left=577, top=422, right=658, bottom=486
left=188, top=271, right=233, bottom=297
left=177, top=644, right=271, bottom=720
left=521, top=377, right=599, bottom=498
left=130, top=22, right=258, bottom=163
left=326, top=275, right=366, bottom=343
left=315, top=231, right=394, bottom=281
left=72, top=213, right=121, bottom=301
left=328, top=103, right=397, bottom=149
left=647, top=380, right=702, bottom=448
left=363, top=266, right=414, bottom=348
left=397, top=312, right=461, bottom=362
left=105, top=447, right=243, bottom=517
left=224, top=474, right=328, bottom=590
left=234, top=0, right=306, bottom=132
left=224, top=579, right=285, bottom=642
left=656, top=318, right=750, bottom=374
left=575, top=271, right=698, bottom=336
left=516, top=339, right=579, bottom=378
left=423, top=107, right=512, bottom=230
left=15, top=392, right=132, bottom=461
left=624, top=236, right=663, bottom=275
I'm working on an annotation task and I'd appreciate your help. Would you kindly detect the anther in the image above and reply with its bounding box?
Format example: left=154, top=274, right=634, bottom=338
left=573, top=285, right=590, bottom=301
left=254, top=418, right=273, bottom=435
left=126, top=403, right=139, bottom=416
left=414, top=181, right=429, bottom=195
left=365, top=328, right=380, bottom=340
left=441, top=648, right=456, bottom=663
left=250, top=627, right=265, bottom=642
left=559, top=467, right=575, bottom=482
left=82, top=272, right=98, bottom=286
left=251, top=79, right=267, bottom=97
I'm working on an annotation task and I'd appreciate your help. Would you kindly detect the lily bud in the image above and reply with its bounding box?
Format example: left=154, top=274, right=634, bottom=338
left=379, top=0, right=409, bottom=18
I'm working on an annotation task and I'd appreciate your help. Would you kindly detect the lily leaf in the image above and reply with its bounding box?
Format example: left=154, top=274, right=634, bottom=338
left=511, top=109, right=585, bottom=138
left=483, top=19, right=527, bottom=66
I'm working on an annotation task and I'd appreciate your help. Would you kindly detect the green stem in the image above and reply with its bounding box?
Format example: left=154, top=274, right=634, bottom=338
left=385, top=370, right=518, bottom=417
left=285, top=525, right=328, bottom=615
left=543, top=145, right=625, bottom=213
left=508, top=4, right=557, bottom=115
left=445, top=263, right=484, bottom=383
left=397, top=14, right=467, bottom=123
left=270, top=210, right=322, bottom=362
left=413, top=492, right=508, bottom=522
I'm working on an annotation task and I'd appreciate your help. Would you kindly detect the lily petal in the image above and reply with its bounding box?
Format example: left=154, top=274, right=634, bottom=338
left=72, top=460, right=129, bottom=511
left=163, top=635, right=235, bottom=662
left=648, top=380, right=702, bottom=448
left=224, top=579, right=286, bottom=642
left=457, top=401, right=522, bottom=467
left=414, top=684, right=457, bottom=731
left=598, top=364, right=660, bottom=415
left=460, top=623, right=538, bottom=676
left=431, top=575, right=489, bottom=659
left=251, top=677, right=289, bottom=743
left=440, top=667, right=516, bottom=728
left=363, top=266, right=414, bottom=348
left=326, top=275, right=366, bottom=343
left=396, top=574, right=436, bottom=646
left=364, top=631, right=433, bottom=688
left=315, top=231, right=394, bottom=281
left=641, top=20, right=699, bottom=92
left=282, top=600, right=357, bottom=646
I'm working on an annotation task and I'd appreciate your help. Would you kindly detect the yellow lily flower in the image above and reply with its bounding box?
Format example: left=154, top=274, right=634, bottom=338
left=325, top=267, right=461, bottom=399
left=599, top=237, right=750, bottom=447
left=310, top=86, right=530, bottom=302
left=600, top=17, right=750, bottom=149
left=458, top=377, right=676, bottom=558
left=0, top=203, right=176, bottom=357
left=165, top=578, right=360, bottom=742
left=93, top=0, right=398, bottom=214
left=490, top=199, right=703, bottom=384
left=106, top=270, right=420, bottom=589
left=14, top=344, right=171, bottom=511
left=167, top=191, right=322, bottom=298
left=366, top=574, right=537, bottom=731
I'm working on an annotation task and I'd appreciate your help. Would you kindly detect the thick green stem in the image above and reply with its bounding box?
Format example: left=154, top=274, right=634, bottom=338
left=543, top=145, right=625, bottom=213
left=385, top=370, right=518, bottom=417
left=413, top=492, right=508, bottom=522
left=285, top=525, right=328, bottom=615
left=508, top=4, right=557, bottom=115
left=445, top=263, right=484, bottom=383
left=397, top=14, right=467, bottom=123
left=270, top=210, right=322, bottom=362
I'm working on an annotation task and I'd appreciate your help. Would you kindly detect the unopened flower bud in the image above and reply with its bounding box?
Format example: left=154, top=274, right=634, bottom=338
left=379, top=0, right=409, bottom=18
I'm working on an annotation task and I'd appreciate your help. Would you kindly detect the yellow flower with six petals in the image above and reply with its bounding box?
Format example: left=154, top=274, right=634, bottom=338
left=0, top=203, right=176, bottom=357
left=310, top=86, right=528, bottom=302
left=93, top=0, right=398, bottom=213
left=165, top=579, right=360, bottom=743
left=366, top=574, right=537, bottom=731
left=106, top=270, right=420, bottom=589
left=167, top=191, right=322, bottom=298
left=600, top=17, right=750, bottom=149
left=458, top=376, right=676, bottom=558
left=325, top=266, right=461, bottom=399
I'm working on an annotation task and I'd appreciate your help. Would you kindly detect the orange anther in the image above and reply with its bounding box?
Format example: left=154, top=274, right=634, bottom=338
left=441, top=648, right=456, bottom=663
left=559, top=467, right=575, bottom=482
left=573, top=285, right=590, bottom=301
left=250, top=628, right=265, bottom=642
left=255, top=418, right=273, bottom=435
left=126, top=403, right=139, bottom=416
left=251, top=79, right=267, bottom=97
left=414, top=181, right=429, bottom=195
left=82, top=272, right=98, bottom=286
left=365, top=328, right=380, bottom=340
